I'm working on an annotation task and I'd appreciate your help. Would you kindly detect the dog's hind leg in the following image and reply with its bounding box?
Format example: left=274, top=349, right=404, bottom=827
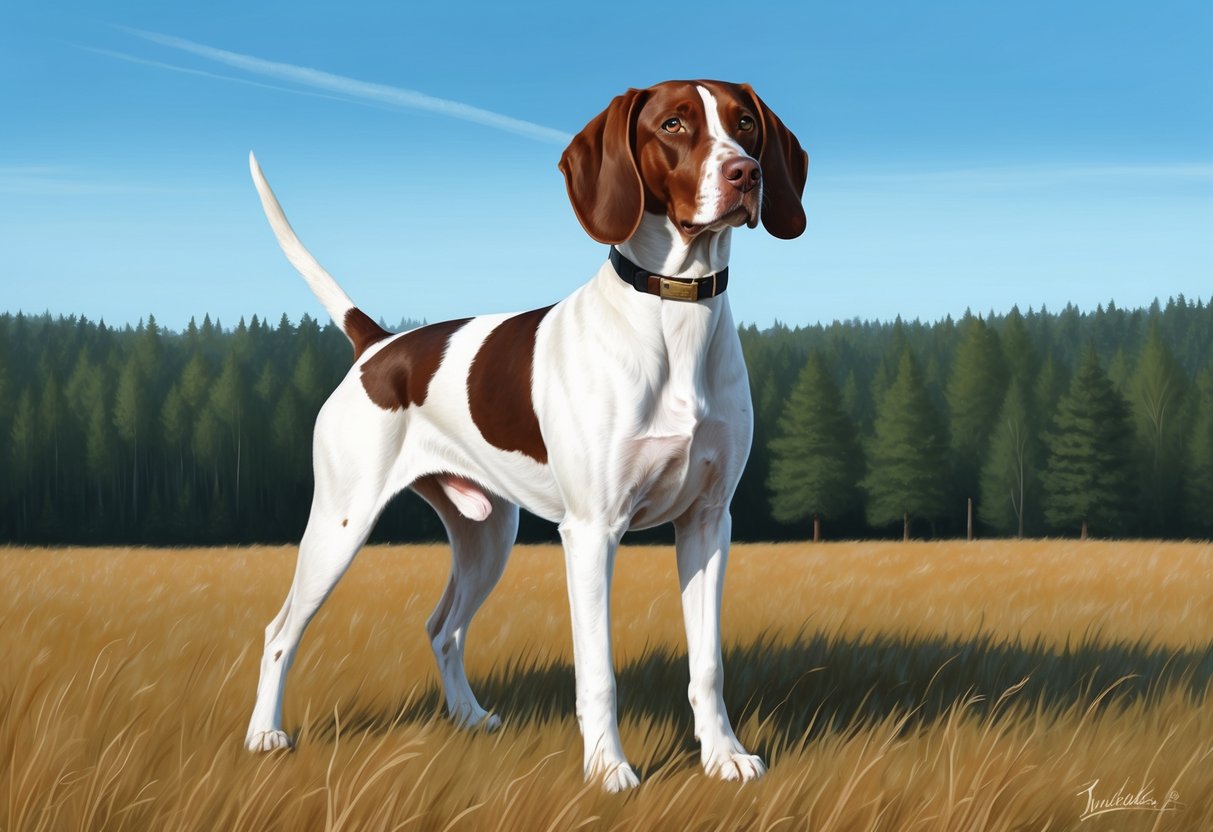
left=245, top=396, right=397, bottom=752
left=414, top=475, right=518, bottom=730
left=245, top=486, right=388, bottom=751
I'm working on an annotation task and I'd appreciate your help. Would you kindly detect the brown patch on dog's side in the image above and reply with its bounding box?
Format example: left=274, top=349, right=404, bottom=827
left=360, top=318, right=471, bottom=411
left=341, top=518, right=348, bottom=527
left=467, top=306, right=552, bottom=464
left=344, top=308, right=392, bottom=361
left=273, top=650, right=283, bottom=662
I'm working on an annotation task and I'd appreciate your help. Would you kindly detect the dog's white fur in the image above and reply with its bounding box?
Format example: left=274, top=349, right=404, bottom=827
left=244, top=84, right=780, bottom=791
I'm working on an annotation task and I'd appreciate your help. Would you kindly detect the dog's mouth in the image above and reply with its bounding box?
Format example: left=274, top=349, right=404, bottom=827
left=679, top=206, right=755, bottom=237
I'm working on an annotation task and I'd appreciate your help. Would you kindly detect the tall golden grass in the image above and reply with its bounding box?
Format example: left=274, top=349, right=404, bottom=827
left=1, top=540, right=1210, bottom=831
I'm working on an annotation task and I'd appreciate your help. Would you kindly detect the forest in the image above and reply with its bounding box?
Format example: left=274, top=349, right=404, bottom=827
left=1, top=295, right=1211, bottom=545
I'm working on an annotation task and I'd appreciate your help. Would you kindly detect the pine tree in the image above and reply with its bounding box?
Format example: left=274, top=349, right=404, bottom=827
left=1106, top=347, right=1132, bottom=394
left=1041, top=346, right=1135, bottom=538
left=161, top=385, right=188, bottom=492
left=768, top=351, right=863, bottom=541
left=113, top=361, right=148, bottom=524
left=947, top=314, right=1007, bottom=520
left=37, top=374, right=63, bottom=530
left=1034, top=353, right=1068, bottom=423
left=272, top=385, right=308, bottom=486
left=862, top=349, right=949, bottom=540
left=66, top=349, right=114, bottom=520
left=840, top=369, right=862, bottom=426
left=193, top=407, right=224, bottom=499
left=136, top=313, right=163, bottom=378
left=1129, top=320, right=1187, bottom=535
left=85, top=400, right=115, bottom=515
left=0, top=355, right=10, bottom=530
left=1000, top=307, right=1038, bottom=387
left=250, top=362, right=279, bottom=517
left=210, top=352, right=246, bottom=516
left=179, top=354, right=211, bottom=413
left=10, top=388, right=36, bottom=533
left=1184, top=370, right=1213, bottom=537
left=869, top=319, right=908, bottom=411
left=290, top=344, right=326, bottom=415
left=979, top=382, right=1037, bottom=537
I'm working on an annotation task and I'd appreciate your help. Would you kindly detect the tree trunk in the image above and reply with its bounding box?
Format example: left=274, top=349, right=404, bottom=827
left=813, top=513, right=821, bottom=543
left=967, top=497, right=974, bottom=541
left=1080, top=519, right=1089, bottom=540
left=235, top=427, right=242, bottom=517
left=903, top=511, right=910, bottom=542
left=1014, top=437, right=1026, bottom=539
left=132, top=427, right=138, bottom=524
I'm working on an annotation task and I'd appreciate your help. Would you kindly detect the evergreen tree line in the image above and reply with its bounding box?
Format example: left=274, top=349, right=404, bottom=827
left=0, top=311, right=447, bottom=544
left=1, top=296, right=1211, bottom=544
left=749, top=297, right=1213, bottom=541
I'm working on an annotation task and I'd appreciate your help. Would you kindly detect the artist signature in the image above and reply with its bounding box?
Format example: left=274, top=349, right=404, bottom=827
left=1077, top=779, right=1183, bottom=822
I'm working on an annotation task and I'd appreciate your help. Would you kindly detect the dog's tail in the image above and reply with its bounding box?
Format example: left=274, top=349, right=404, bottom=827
left=249, top=152, right=389, bottom=360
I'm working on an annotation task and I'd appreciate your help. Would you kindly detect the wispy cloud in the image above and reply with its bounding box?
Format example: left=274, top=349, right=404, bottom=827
left=0, top=165, right=184, bottom=195
left=111, top=27, right=572, bottom=144
left=81, top=46, right=376, bottom=111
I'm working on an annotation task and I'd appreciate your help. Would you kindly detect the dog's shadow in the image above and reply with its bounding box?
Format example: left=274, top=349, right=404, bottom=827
left=319, top=629, right=1213, bottom=762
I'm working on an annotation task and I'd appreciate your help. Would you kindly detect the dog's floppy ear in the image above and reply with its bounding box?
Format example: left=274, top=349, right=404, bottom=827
left=743, top=84, right=808, bottom=240
left=559, top=88, right=648, bottom=245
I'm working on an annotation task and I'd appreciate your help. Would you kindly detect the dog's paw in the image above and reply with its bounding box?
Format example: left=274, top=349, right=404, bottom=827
left=245, top=730, right=293, bottom=752
left=461, top=711, right=502, bottom=733
left=705, top=752, right=766, bottom=783
left=450, top=704, right=501, bottom=732
left=597, top=762, right=641, bottom=793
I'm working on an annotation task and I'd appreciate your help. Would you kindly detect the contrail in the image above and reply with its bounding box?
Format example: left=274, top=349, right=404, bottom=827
left=115, top=26, right=572, bottom=144
left=81, top=46, right=374, bottom=110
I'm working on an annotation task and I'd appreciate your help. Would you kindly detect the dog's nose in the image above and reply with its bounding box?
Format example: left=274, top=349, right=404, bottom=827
left=722, top=157, right=760, bottom=193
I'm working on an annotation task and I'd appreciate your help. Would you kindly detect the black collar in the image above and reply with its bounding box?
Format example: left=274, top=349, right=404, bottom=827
left=609, top=247, right=729, bottom=302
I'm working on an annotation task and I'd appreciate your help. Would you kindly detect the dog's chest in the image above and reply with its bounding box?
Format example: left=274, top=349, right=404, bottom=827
left=621, top=304, right=748, bottom=528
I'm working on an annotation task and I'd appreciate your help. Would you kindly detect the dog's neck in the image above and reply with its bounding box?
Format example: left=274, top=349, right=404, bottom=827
left=593, top=212, right=733, bottom=417
left=616, top=212, right=733, bottom=280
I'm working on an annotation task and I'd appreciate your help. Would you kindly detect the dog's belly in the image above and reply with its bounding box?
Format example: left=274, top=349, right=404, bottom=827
left=472, top=458, right=564, bottom=522
left=399, top=417, right=737, bottom=530
left=390, top=413, right=564, bottom=523
left=442, top=455, right=565, bottom=524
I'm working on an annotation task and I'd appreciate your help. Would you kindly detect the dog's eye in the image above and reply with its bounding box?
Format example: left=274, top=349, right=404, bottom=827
left=738, top=115, right=755, bottom=132
left=662, top=117, right=684, bottom=134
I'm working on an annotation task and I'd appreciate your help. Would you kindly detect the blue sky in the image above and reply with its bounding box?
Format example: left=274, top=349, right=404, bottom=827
left=2, top=0, right=1210, bottom=331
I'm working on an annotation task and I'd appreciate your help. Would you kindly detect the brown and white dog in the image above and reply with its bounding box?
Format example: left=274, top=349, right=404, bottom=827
left=244, top=80, right=806, bottom=791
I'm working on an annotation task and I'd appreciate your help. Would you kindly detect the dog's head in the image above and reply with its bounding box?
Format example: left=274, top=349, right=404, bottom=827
left=559, top=80, right=807, bottom=245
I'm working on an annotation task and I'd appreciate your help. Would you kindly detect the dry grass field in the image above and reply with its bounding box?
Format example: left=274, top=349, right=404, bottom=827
left=2, top=540, right=1211, bottom=831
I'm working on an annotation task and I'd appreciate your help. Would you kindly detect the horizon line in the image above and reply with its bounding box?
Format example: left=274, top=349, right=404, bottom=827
left=4, top=292, right=1208, bottom=335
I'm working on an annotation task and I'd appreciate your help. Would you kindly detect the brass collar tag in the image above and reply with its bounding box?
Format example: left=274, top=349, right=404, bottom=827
left=658, top=274, right=720, bottom=301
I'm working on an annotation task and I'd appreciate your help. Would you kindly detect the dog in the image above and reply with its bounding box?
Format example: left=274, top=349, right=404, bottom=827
left=244, top=79, right=806, bottom=791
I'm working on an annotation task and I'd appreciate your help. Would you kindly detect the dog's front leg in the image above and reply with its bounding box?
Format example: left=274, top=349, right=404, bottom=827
left=559, top=518, right=639, bottom=792
left=674, top=507, right=766, bottom=781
